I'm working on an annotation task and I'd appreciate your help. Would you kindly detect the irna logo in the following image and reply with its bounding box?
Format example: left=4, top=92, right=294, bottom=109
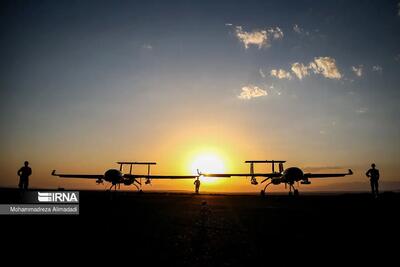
left=38, top=191, right=79, bottom=203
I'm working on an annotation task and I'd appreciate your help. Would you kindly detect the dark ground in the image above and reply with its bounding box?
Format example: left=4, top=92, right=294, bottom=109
left=1, top=188, right=399, bottom=265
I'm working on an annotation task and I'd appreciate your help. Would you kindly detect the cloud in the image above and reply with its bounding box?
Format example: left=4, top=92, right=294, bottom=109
left=293, top=24, right=302, bottom=34
left=268, top=27, right=284, bottom=40
left=356, top=107, right=368, bottom=114
left=142, top=44, right=153, bottom=50
left=293, top=24, right=310, bottom=36
left=272, top=56, right=342, bottom=81
left=291, top=63, right=310, bottom=80
left=259, top=68, right=266, bottom=78
left=310, top=57, right=342, bottom=79
left=270, top=69, right=292, bottom=80
left=234, top=26, right=283, bottom=49
left=235, top=26, right=268, bottom=49
left=225, top=23, right=233, bottom=26
left=238, top=85, right=268, bottom=100
left=398, top=2, right=400, bottom=16
left=351, top=65, right=363, bottom=77
left=372, top=65, right=383, bottom=73
left=268, top=84, right=282, bottom=96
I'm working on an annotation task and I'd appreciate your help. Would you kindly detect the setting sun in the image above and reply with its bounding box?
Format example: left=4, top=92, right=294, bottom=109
left=188, top=152, right=227, bottom=184
left=190, top=153, right=226, bottom=174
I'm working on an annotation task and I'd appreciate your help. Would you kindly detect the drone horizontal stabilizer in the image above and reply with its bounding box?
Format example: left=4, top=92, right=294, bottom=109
left=245, top=160, right=286, bottom=163
left=116, top=162, right=157, bottom=165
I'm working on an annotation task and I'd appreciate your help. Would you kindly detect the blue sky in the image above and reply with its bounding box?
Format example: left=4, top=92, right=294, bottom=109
left=0, top=0, right=399, bottom=191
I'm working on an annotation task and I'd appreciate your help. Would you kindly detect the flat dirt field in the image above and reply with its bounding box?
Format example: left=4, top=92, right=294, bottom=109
left=1, top=189, right=398, bottom=265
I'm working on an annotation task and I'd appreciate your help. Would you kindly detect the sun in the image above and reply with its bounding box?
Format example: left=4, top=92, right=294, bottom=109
left=184, top=148, right=230, bottom=185
left=189, top=153, right=226, bottom=176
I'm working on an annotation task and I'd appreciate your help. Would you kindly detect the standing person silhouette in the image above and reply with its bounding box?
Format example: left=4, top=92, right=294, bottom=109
left=366, top=163, right=379, bottom=198
left=18, top=161, right=32, bottom=190
left=194, top=178, right=201, bottom=194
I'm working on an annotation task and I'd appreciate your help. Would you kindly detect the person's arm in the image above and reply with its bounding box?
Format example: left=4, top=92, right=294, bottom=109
left=365, top=169, right=370, bottom=177
left=377, top=170, right=380, bottom=179
left=17, top=168, right=21, bottom=176
left=28, top=168, right=32, bottom=176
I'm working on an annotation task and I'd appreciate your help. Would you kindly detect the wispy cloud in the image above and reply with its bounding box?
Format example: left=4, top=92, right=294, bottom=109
left=356, top=107, right=368, bottom=114
left=142, top=44, right=153, bottom=50
left=293, top=24, right=310, bottom=36
left=225, top=23, right=233, bottom=26
left=398, top=2, right=400, bottom=16
left=270, top=69, right=292, bottom=80
left=238, top=85, right=268, bottom=100
left=351, top=65, right=363, bottom=77
left=291, top=63, right=310, bottom=80
left=259, top=68, right=266, bottom=78
left=268, top=84, right=283, bottom=96
left=372, top=65, right=383, bottom=73
left=234, top=26, right=283, bottom=49
left=267, top=27, right=284, bottom=40
left=293, top=24, right=302, bottom=34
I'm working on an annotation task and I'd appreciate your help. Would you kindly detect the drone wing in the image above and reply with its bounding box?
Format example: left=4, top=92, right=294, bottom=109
left=123, top=174, right=199, bottom=179
left=201, top=172, right=281, bottom=178
left=51, top=170, right=104, bottom=179
left=304, top=169, right=353, bottom=179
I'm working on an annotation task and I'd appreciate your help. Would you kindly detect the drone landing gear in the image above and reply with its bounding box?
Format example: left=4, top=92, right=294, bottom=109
left=288, top=184, right=299, bottom=196
left=107, top=184, right=119, bottom=201
left=260, top=182, right=300, bottom=197
left=260, top=182, right=272, bottom=196
left=109, top=184, right=117, bottom=191
left=132, top=183, right=140, bottom=191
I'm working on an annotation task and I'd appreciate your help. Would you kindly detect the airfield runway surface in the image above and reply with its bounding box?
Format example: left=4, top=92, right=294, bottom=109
left=2, top=189, right=398, bottom=265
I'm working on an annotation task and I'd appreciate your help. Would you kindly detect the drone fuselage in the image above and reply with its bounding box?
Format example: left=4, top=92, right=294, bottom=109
left=270, top=167, right=306, bottom=185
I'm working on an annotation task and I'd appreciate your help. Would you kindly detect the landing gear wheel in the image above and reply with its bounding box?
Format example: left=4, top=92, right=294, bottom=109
left=294, top=189, right=299, bottom=196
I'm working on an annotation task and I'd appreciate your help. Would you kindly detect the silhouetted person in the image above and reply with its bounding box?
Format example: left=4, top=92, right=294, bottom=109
left=366, top=163, right=379, bottom=198
left=18, top=161, right=32, bottom=190
left=194, top=178, right=201, bottom=194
